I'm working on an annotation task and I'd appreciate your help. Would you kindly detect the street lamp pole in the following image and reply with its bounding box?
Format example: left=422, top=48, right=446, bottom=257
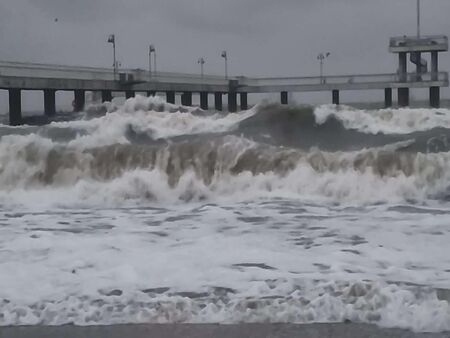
left=149, top=44, right=156, bottom=79
left=417, top=0, right=421, bottom=38
left=317, top=52, right=330, bottom=84
left=108, top=34, right=117, bottom=80
left=221, top=51, right=228, bottom=79
left=198, top=57, right=205, bottom=78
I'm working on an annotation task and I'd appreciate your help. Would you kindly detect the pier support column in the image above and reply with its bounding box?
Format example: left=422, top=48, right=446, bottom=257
left=228, top=92, right=237, bottom=112
left=399, top=52, right=407, bottom=82
left=214, top=92, right=223, bottom=111
left=431, top=51, right=439, bottom=81
left=74, top=90, right=85, bottom=112
left=147, top=91, right=156, bottom=97
left=125, top=91, right=135, bottom=99
left=8, top=89, right=22, bottom=126
left=430, top=87, right=440, bottom=108
left=281, top=91, right=288, bottom=105
left=166, top=91, right=175, bottom=104
left=44, top=89, right=56, bottom=116
left=398, top=88, right=410, bottom=107
left=181, top=92, right=192, bottom=106
left=240, top=93, right=248, bottom=110
left=332, top=90, right=340, bottom=105
left=384, top=88, right=392, bottom=108
left=101, top=90, right=113, bottom=103
left=415, top=52, right=422, bottom=78
left=200, top=92, right=208, bottom=110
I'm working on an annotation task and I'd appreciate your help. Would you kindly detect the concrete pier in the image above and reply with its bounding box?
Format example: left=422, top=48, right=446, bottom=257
left=166, top=91, right=175, bottom=104
left=73, top=90, right=85, bottom=112
left=398, top=88, right=410, bottom=107
left=44, top=89, right=56, bottom=116
left=384, top=88, right=392, bottom=108
left=125, top=91, right=135, bottom=99
left=240, top=93, right=248, bottom=110
left=431, top=51, right=439, bottom=81
left=281, top=91, right=288, bottom=105
left=332, top=90, right=340, bottom=105
left=0, top=34, right=448, bottom=125
left=102, top=90, right=113, bottom=103
left=181, top=92, right=192, bottom=106
left=8, top=89, right=22, bottom=126
left=200, top=92, right=208, bottom=110
left=430, top=87, right=440, bottom=108
left=214, top=92, right=223, bottom=111
left=228, top=92, right=237, bottom=112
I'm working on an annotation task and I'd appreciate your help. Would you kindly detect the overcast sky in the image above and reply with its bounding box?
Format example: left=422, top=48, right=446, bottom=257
left=1, top=0, right=450, bottom=109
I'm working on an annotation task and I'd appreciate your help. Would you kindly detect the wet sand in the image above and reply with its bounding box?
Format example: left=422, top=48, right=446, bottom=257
left=0, top=323, right=448, bottom=338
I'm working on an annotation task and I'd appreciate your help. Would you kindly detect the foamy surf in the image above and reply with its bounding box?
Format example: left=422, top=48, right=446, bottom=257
left=0, top=97, right=449, bottom=332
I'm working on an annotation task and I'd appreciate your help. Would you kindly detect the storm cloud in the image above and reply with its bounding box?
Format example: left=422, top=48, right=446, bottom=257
left=0, top=0, right=449, bottom=108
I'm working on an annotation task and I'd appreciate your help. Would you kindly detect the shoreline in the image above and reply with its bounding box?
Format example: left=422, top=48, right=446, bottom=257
left=0, top=323, right=448, bottom=338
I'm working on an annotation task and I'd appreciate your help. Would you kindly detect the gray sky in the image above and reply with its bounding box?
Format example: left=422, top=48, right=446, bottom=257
left=1, top=0, right=450, bottom=110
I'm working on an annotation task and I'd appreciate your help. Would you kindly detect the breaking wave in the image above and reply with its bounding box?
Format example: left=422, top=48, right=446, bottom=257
left=1, top=280, right=448, bottom=332
left=1, top=96, right=450, bottom=207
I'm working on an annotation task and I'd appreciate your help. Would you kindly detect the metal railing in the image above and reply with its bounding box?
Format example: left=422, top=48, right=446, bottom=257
left=240, top=72, right=448, bottom=87
left=0, top=61, right=448, bottom=90
left=0, top=61, right=230, bottom=85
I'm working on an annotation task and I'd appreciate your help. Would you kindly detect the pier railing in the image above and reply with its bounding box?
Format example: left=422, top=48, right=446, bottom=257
left=0, top=61, right=228, bottom=85
left=238, top=72, right=448, bottom=92
left=0, top=61, right=448, bottom=92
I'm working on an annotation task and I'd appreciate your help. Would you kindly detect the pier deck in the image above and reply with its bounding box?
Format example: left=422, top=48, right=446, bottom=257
left=0, top=59, right=448, bottom=125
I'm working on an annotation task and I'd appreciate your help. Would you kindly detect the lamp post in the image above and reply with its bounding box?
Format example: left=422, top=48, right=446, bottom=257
left=317, top=52, right=330, bottom=84
left=417, top=0, right=421, bottom=38
left=221, top=50, right=228, bottom=79
left=107, top=34, right=117, bottom=80
left=198, top=57, right=205, bottom=78
left=149, top=44, right=156, bottom=79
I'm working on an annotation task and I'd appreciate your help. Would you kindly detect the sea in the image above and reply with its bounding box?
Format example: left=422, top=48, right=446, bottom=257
left=0, top=95, right=449, bottom=333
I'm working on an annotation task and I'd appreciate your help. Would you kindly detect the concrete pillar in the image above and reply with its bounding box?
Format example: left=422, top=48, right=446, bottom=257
left=384, top=88, right=393, bottom=108
left=228, top=79, right=238, bottom=113
left=166, top=91, right=175, bottom=104
left=399, top=52, right=407, bottom=82
left=332, top=90, right=340, bottom=105
left=281, top=91, right=288, bottom=105
left=181, top=92, right=192, bottom=106
left=44, top=89, right=56, bottom=116
left=214, top=92, right=223, bottom=111
left=74, top=90, right=85, bottom=112
left=147, top=91, right=156, bottom=97
left=125, top=91, right=135, bottom=99
left=431, top=51, right=439, bottom=81
left=240, top=92, right=248, bottom=110
left=228, top=92, right=237, bottom=113
left=200, top=92, right=208, bottom=110
left=398, top=88, right=410, bottom=107
left=101, top=90, right=113, bottom=103
left=8, top=89, right=22, bottom=126
left=415, top=52, right=422, bottom=75
left=430, top=87, right=440, bottom=108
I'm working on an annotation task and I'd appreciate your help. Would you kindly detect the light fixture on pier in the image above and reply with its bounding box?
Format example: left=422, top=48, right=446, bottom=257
left=149, top=44, right=156, bottom=79
left=107, top=34, right=117, bottom=81
left=198, top=57, right=206, bottom=78
left=317, top=52, right=330, bottom=84
left=221, top=50, right=228, bottom=79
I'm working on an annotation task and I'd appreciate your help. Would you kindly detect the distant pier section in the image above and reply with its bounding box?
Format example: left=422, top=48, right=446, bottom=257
left=0, top=35, right=448, bottom=125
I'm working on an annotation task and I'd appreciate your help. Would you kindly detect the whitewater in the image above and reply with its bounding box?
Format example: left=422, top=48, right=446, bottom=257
left=0, top=95, right=449, bottom=333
